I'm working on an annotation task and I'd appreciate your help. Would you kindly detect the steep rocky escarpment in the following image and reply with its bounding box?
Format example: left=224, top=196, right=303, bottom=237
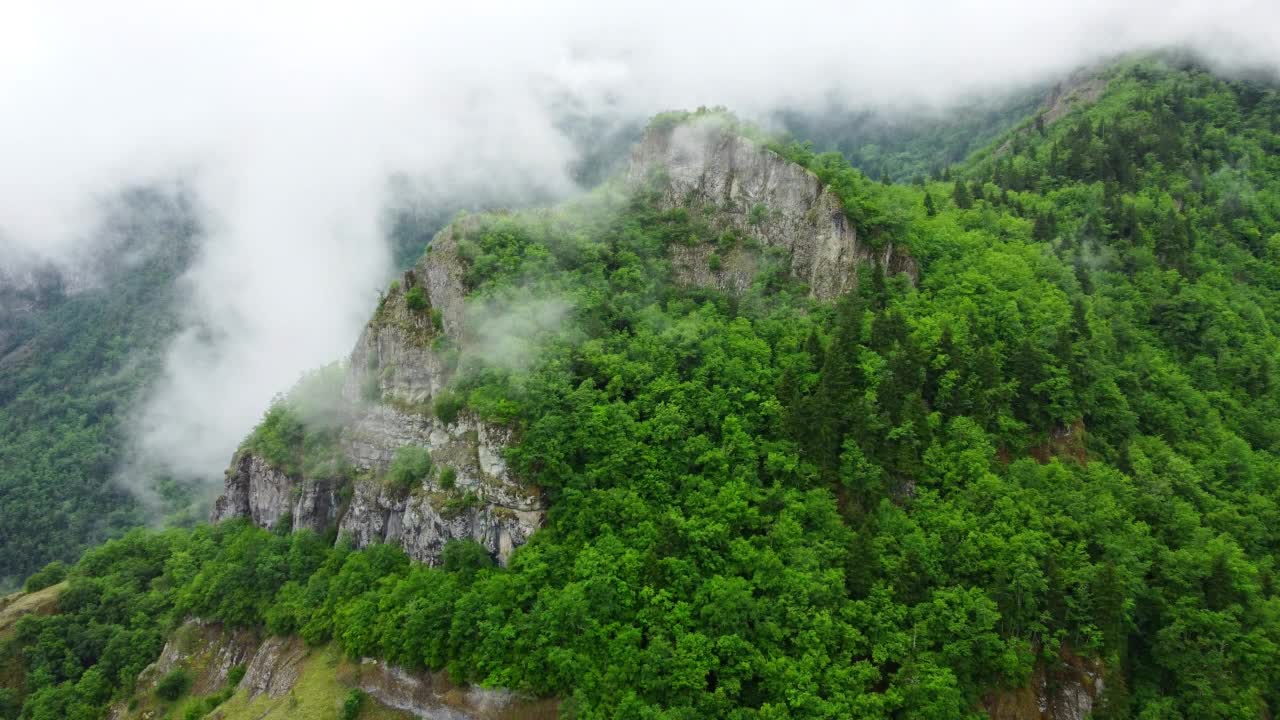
left=210, top=453, right=339, bottom=534
left=212, top=117, right=912, bottom=567
left=212, top=245, right=544, bottom=566
left=335, top=406, right=543, bottom=565
left=627, top=118, right=915, bottom=299
left=354, top=658, right=558, bottom=720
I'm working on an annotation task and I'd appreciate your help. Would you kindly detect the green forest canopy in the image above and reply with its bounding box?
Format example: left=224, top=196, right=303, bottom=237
left=7, top=58, right=1280, bottom=719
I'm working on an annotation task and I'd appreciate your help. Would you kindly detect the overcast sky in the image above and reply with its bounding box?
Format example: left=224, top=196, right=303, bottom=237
left=1, top=0, right=1277, bottom=493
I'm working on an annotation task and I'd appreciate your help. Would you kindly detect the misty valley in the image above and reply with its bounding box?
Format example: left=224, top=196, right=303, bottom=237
left=3, top=25, right=1280, bottom=720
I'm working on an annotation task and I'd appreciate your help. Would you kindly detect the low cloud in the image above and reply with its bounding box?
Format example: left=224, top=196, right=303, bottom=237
left=466, top=292, right=575, bottom=372
left=1, top=0, right=1278, bottom=497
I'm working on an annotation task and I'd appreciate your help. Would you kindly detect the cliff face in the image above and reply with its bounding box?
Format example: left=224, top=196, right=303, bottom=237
left=211, top=224, right=544, bottom=566
left=210, top=453, right=339, bottom=534
left=627, top=118, right=915, bottom=299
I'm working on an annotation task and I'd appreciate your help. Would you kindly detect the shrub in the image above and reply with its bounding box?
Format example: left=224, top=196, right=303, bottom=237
left=433, top=390, right=464, bottom=425
left=430, top=307, right=444, bottom=332
left=748, top=203, right=769, bottom=225
left=438, top=466, right=457, bottom=490
left=244, top=404, right=306, bottom=475
left=442, top=539, right=495, bottom=580
left=227, top=664, right=246, bottom=687
left=440, top=491, right=482, bottom=519
left=405, top=286, right=428, bottom=312
left=708, top=253, right=723, bottom=272
left=387, top=446, right=432, bottom=491
left=23, top=560, right=67, bottom=592
left=155, top=669, right=191, bottom=701
left=0, top=688, right=20, bottom=719
left=342, top=689, right=366, bottom=720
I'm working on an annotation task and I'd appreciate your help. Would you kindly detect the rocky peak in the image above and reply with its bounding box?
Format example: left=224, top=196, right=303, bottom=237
left=212, top=113, right=914, bottom=568
left=627, top=116, right=915, bottom=299
left=211, top=216, right=544, bottom=567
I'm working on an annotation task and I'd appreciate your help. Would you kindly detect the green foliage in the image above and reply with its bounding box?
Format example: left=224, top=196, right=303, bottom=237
left=0, top=689, right=19, bottom=720
left=180, top=687, right=235, bottom=720
left=11, top=59, right=1280, bottom=720
left=0, top=189, right=197, bottom=586
left=748, top=202, right=769, bottom=225
left=227, top=664, right=246, bottom=687
left=341, top=688, right=365, bottom=720
left=432, top=390, right=463, bottom=425
left=243, top=364, right=352, bottom=480
left=438, top=491, right=480, bottom=519
left=22, top=561, right=67, bottom=593
left=155, top=669, right=191, bottom=701
left=437, top=466, right=457, bottom=490
left=404, top=286, right=428, bottom=312
left=386, top=447, right=432, bottom=492
left=776, top=85, right=1045, bottom=182
left=441, top=539, right=493, bottom=580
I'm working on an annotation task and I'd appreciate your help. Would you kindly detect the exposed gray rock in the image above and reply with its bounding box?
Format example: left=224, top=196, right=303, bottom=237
left=343, top=268, right=450, bottom=406
left=627, top=118, right=915, bottom=299
left=985, top=650, right=1105, bottom=720
left=214, top=245, right=544, bottom=565
left=420, top=221, right=473, bottom=342
left=241, top=634, right=308, bottom=699
left=337, top=408, right=542, bottom=565
left=355, top=657, right=559, bottom=720
left=211, top=453, right=338, bottom=534
left=110, top=619, right=260, bottom=718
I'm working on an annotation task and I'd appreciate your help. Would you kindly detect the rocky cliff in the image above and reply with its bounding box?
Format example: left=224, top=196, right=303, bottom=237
left=211, top=116, right=914, bottom=567
left=211, top=253, right=544, bottom=566
left=627, top=117, right=915, bottom=299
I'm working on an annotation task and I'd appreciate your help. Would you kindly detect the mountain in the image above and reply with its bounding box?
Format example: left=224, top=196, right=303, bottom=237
left=0, top=188, right=199, bottom=588
left=5, top=56, right=1280, bottom=720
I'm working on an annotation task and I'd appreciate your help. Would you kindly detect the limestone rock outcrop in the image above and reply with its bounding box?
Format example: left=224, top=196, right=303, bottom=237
left=212, top=242, right=544, bottom=566
left=627, top=118, right=915, bottom=299
left=211, top=116, right=911, bottom=568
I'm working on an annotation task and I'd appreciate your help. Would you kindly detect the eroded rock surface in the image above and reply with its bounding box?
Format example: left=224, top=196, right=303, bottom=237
left=985, top=650, right=1106, bottom=720
left=240, top=634, right=309, bottom=699
left=212, top=250, right=544, bottom=566
left=337, top=407, right=542, bottom=565
left=627, top=119, right=915, bottom=299
left=210, top=453, right=338, bottom=534
left=356, top=658, right=559, bottom=720
left=110, top=620, right=262, bottom=718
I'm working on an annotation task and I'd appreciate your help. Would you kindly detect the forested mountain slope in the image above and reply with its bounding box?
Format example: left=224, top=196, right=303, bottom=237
left=5, top=57, right=1280, bottom=720
left=0, top=190, right=198, bottom=588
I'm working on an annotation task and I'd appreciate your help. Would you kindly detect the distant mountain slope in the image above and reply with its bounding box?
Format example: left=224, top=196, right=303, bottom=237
left=774, top=82, right=1047, bottom=182
left=0, top=189, right=197, bottom=588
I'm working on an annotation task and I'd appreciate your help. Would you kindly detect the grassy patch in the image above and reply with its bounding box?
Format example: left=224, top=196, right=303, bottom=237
left=213, top=645, right=412, bottom=720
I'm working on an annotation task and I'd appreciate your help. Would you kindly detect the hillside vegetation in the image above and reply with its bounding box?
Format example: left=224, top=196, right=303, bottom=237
left=0, top=190, right=198, bottom=589
left=6, top=58, right=1280, bottom=719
